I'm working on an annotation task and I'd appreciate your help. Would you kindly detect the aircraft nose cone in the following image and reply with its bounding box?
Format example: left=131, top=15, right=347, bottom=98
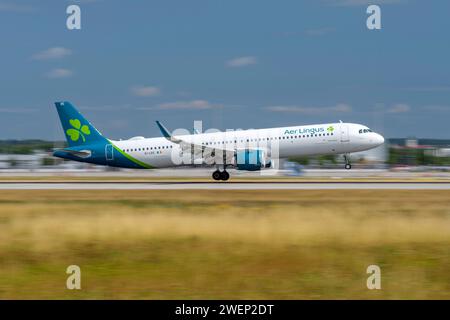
left=374, top=134, right=384, bottom=146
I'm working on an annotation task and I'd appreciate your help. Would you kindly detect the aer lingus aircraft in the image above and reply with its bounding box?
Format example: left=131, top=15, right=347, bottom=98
left=53, top=101, right=384, bottom=181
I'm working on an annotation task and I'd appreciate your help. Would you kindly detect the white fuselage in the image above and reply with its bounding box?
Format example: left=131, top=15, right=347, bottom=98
left=111, top=122, right=384, bottom=168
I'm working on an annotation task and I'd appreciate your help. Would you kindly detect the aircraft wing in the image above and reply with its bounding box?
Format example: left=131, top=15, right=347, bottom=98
left=156, top=121, right=235, bottom=164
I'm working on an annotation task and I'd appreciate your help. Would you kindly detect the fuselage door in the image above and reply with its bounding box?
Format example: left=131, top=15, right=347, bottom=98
left=340, top=124, right=350, bottom=142
left=105, top=144, right=114, bottom=161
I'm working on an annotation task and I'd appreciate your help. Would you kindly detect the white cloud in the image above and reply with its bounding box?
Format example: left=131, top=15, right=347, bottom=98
left=266, top=103, right=352, bottom=114
left=131, top=86, right=160, bottom=97
left=149, top=100, right=221, bottom=110
left=32, top=47, right=72, bottom=60
left=45, top=68, right=73, bottom=79
left=226, top=56, right=257, bottom=68
left=387, top=103, right=410, bottom=113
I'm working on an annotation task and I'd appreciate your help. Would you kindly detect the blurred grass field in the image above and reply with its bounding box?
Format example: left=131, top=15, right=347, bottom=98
left=0, top=189, right=449, bottom=299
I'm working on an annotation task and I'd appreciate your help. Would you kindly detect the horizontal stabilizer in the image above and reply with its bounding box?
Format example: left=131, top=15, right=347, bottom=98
left=53, top=148, right=91, bottom=159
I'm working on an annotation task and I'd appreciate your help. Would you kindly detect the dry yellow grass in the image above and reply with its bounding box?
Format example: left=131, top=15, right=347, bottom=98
left=0, top=190, right=449, bottom=299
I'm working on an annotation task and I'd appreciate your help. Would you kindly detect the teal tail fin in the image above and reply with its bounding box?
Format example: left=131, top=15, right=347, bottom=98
left=55, top=101, right=106, bottom=147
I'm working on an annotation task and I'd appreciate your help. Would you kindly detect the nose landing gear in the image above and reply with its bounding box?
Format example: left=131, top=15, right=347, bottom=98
left=212, top=169, right=230, bottom=181
left=344, top=154, right=352, bottom=170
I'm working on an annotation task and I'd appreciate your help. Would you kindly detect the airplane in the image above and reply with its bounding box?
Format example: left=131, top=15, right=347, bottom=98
left=53, top=101, right=385, bottom=181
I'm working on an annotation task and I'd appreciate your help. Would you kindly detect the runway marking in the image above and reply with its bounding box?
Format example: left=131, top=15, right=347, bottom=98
left=0, top=182, right=449, bottom=190
left=1, top=180, right=449, bottom=184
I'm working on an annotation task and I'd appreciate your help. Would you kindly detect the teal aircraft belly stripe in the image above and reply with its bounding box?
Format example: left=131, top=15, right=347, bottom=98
left=108, top=140, right=154, bottom=169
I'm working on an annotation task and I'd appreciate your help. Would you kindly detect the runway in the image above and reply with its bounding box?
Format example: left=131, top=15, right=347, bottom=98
left=1, top=181, right=449, bottom=190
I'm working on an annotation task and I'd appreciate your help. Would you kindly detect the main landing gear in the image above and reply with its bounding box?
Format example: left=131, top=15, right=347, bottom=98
left=344, top=154, right=352, bottom=170
left=212, top=169, right=230, bottom=181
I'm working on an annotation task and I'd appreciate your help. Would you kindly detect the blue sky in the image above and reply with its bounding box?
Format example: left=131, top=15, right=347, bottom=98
left=0, top=0, right=449, bottom=140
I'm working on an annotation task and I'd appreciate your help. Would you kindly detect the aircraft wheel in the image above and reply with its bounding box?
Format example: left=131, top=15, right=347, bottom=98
left=212, top=170, right=222, bottom=180
left=220, top=171, right=230, bottom=181
left=345, top=164, right=352, bottom=170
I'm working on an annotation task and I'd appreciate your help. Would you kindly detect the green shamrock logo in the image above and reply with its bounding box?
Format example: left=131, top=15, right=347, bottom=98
left=66, top=119, right=91, bottom=142
left=327, top=126, right=334, bottom=132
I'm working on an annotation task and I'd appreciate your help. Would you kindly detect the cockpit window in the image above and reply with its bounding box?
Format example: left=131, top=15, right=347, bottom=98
left=359, top=128, right=373, bottom=134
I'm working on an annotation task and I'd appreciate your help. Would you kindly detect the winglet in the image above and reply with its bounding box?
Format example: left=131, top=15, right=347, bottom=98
left=156, top=120, right=182, bottom=143
left=156, top=121, right=171, bottom=139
